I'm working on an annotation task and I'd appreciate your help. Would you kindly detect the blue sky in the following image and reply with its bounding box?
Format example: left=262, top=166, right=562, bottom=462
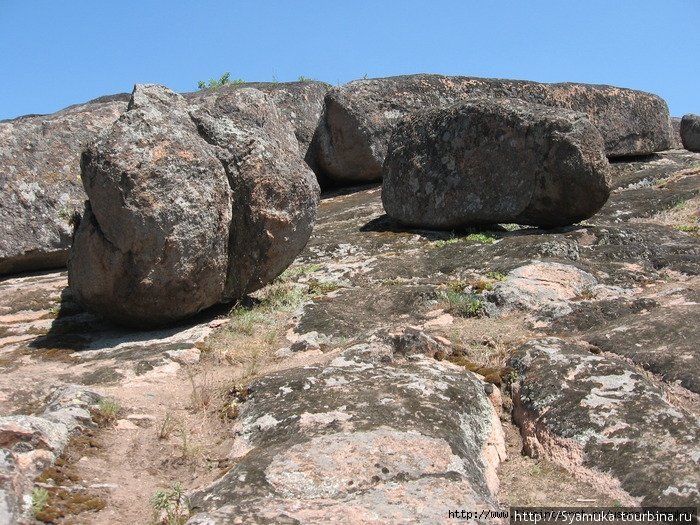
left=0, top=1, right=698, bottom=119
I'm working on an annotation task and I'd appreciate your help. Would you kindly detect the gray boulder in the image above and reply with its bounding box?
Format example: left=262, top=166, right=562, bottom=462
left=69, top=84, right=319, bottom=327
left=311, top=74, right=671, bottom=183
left=0, top=95, right=128, bottom=275
left=69, top=85, right=233, bottom=327
left=680, top=114, right=700, bottom=152
left=382, top=98, right=611, bottom=228
left=509, top=338, right=700, bottom=507
left=188, top=87, right=320, bottom=298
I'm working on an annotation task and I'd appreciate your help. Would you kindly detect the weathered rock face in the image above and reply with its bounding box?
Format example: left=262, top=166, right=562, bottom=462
left=670, top=117, right=683, bottom=149
left=188, top=87, right=321, bottom=297
left=311, top=74, right=672, bottom=183
left=186, top=81, right=330, bottom=178
left=69, top=84, right=319, bottom=327
left=69, top=85, right=233, bottom=327
left=680, top=114, right=700, bottom=152
left=510, top=338, right=699, bottom=507
left=382, top=99, right=611, bottom=228
left=0, top=96, right=128, bottom=275
left=188, top=340, right=506, bottom=524
left=0, top=385, right=102, bottom=524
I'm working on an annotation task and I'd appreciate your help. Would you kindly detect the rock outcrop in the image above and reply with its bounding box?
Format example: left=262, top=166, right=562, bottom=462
left=670, top=116, right=683, bottom=149
left=509, top=338, right=699, bottom=507
left=69, top=84, right=319, bottom=327
left=680, top=114, right=700, bottom=152
left=311, top=74, right=672, bottom=183
left=188, top=340, right=506, bottom=524
left=0, top=385, right=102, bottom=524
left=0, top=95, right=128, bottom=275
left=382, top=99, right=611, bottom=228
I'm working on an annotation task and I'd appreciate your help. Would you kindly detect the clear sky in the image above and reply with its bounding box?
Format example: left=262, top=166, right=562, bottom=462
left=0, top=0, right=697, bottom=120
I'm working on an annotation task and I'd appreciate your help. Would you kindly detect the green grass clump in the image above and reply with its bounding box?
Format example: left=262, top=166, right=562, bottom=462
left=197, top=72, right=244, bottom=90
left=465, top=232, right=497, bottom=244
left=441, top=290, right=484, bottom=318
left=486, top=271, right=507, bottom=281
left=674, top=224, right=699, bottom=233
left=32, top=487, right=49, bottom=515
left=433, top=237, right=460, bottom=248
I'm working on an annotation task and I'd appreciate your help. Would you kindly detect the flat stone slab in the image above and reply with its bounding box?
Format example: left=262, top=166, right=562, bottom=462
left=509, top=338, right=700, bottom=507
left=188, top=340, right=506, bottom=524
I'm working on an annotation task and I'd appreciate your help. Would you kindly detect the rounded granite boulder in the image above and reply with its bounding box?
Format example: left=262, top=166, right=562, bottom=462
left=382, top=98, right=611, bottom=229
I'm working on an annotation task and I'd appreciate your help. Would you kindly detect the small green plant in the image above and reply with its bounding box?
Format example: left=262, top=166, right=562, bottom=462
left=306, top=278, right=341, bottom=296
left=93, top=398, right=120, bottom=426
left=465, top=232, right=497, bottom=244
left=486, top=271, right=507, bottom=281
left=674, top=224, right=699, bottom=233
left=433, top=237, right=460, bottom=248
left=441, top=290, right=484, bottom=318
left=297, top=75, right=313, bottom=81
left=151, top=483, right=190, bottom=525
left=197, top=72, right=244, bottom=90
left=157, top=412, right=176, bottom=440
left=32, top=487, right=49, bottom=515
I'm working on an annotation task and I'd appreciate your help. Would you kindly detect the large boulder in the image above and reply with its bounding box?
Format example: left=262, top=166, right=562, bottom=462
left=69, top=85, right=233, bottom=327
left=69, top=84, right=319, bottom=327
left=188, top=87, right=321, bottom=297
left=311, top=74, right=671, bottom=183
left=680, top=113, right=700, bottom=152
left=382, top=98, right=611, bottom=228
left=0, top=95, right=128, bottom=275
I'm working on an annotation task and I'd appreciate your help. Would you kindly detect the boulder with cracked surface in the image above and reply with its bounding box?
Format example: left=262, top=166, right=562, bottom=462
left=69, top=84, right=319, bottom=327
left=187, top=340, right=506, bottom=524
left=382, top=98, right=611, bottom=228
left=69, top=84, right=233, bottom=328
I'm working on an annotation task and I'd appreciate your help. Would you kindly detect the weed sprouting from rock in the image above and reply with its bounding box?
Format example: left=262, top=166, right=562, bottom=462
left=197, top=72, right=244, bottom=90
left=32, top=487, right=49, bottom=514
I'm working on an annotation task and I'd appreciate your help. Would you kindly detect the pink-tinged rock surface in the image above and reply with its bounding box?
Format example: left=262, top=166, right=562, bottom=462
left=509, top=338, right=699, bottom=507
left=187, top=340, right=506, bottom=524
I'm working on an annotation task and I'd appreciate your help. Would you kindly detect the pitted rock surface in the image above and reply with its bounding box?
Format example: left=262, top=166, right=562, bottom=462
left=69, top=84, right=320, bottom=326
left=0, top=384, right=102, bottom=523
left=187, top=342, right=506, bottom=524
left=509, top=338, right=699, bottom=507
left=382, top=99, right=611, bottom=228
left=0, top=95, right=128, bottom=275
left=69, top=84, right=233, bottom=327
left=311, top=74, right=672, bottom=182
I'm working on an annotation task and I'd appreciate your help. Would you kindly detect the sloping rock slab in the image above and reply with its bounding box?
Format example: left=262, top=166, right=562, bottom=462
left=311, top=74, right=671, bottom=182
left=188, top=341, right=506, bottom=524
left=382, top=99, right=610, bottom=228
left=583, top=302, right=700, bottom=393
left=509, top=338, right=699, bottom=507
left=0, top=95, right=128, bottom=275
